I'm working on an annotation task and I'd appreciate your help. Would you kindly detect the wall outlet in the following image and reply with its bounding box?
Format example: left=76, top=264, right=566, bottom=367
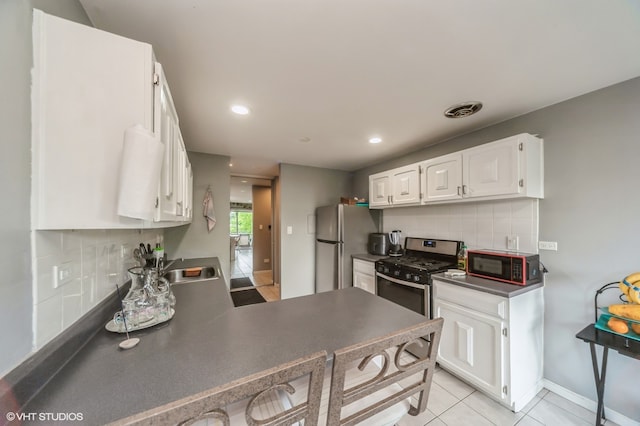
left=53, top=261, right=73, bottom=289
left=507, top=236, right=519, bottom=250
left=287, top=226, right=293, bottom=235
left=263, top=258, right=270, bottom=263
left=539, top=241, right=558, bottom=251
left=121, top=244, right=131, bottom=259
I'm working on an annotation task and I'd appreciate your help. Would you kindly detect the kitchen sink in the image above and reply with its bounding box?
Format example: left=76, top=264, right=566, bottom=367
left=163, top=266, right=219, bottom=284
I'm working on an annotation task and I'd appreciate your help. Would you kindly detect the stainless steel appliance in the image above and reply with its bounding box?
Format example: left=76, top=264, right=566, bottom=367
left=315, top=204, right=381, bottom=293
left=368, top=233, right=389, bottom=256
left=467, top=249, right=541, bottom=286
left=376, top=237, right=462, bottom=357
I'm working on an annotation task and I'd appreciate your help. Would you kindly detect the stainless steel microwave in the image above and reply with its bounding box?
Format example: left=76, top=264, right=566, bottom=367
left=467, top=250, right=541, bottom=286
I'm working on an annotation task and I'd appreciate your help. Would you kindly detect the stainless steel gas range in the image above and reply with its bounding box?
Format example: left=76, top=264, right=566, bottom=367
left=375, top=237, right=462, bottom=357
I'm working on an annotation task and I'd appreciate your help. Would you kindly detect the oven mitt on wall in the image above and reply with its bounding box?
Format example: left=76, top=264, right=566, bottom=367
left=203, top=187, right=216, bottom=232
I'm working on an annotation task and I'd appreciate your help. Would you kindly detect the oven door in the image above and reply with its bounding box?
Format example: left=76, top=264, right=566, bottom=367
left=376, top=272, right=432, bottom=359
left=375, top=272, right=430, bottom=318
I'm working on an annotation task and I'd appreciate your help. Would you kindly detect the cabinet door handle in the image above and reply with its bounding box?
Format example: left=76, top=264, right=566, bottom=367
left=457, top=186, right=461, bottom=196
left=462, top=185, right=468, bottom=195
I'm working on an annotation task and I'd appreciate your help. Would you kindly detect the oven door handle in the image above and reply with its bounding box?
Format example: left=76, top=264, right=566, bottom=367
left=376, top=272, right=425, bottom=290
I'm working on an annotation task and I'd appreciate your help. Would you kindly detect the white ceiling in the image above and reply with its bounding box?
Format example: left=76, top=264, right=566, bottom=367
left=230, top=176, right=271, bottom=204
left=79, top=0, right=640, bottom=178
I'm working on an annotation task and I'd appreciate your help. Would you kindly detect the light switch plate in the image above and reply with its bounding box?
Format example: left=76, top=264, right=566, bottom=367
left=507, top=236, right=519, bottom=250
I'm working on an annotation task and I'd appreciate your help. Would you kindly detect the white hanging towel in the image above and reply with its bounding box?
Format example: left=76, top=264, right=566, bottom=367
left=203, top=187, right=216, bottom=232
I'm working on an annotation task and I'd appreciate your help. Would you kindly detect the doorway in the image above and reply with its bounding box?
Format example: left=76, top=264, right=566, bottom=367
left=230, top=176, right=279, bottom=301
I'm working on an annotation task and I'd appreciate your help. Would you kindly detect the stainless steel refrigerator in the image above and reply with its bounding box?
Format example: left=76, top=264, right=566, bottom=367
left=315, top=204, right=381, bottom=293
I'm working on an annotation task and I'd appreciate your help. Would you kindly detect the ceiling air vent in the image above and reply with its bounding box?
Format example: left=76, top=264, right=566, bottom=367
left=444, top=101, right=483, bottom=119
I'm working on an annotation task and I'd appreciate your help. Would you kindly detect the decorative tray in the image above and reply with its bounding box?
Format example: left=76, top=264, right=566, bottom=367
left=599, top=307, right=640, bottom=324
left=105, top=308, right=175, bottom=334
left=595, top=313, right=640, bottom=342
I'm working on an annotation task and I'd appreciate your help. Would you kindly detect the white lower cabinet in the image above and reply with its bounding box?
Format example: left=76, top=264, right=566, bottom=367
left=432, top=278, right=544, bottom=412
left=353, top=259, right=376, bottom=294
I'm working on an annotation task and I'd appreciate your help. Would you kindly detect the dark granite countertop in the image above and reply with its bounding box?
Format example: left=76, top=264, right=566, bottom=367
left=432, top=272, right=544, bottom=297
left=21, top=260, right=428, bottom=425
left=352, top=253, right=388, bottom=262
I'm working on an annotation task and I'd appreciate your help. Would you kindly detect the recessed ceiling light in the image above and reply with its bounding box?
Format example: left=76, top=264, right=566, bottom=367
left=229, top=163, right=233, bottom=167
left=299, top=137, right=311, bottom=143
left=241, top=180, right=248, bottom=183
left=369, top=137, right=382, bottom=144
left=231, top=105, right=250, bottom=115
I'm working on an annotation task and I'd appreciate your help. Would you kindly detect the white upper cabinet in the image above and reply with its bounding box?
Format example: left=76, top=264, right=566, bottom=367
left=32, top=10, right=191, bottom=229
left=153, top=63, right=191, bottom=223
left=423, top=134, right=543, bottom=204
left=463, top=134, right=542, bottom=199
left=420, top=153, right=463, bottom=203
left=369, top=164, right=421, bottom=208
left=390, top=164, right=421, bottom=205
left=369, top=173, right=392, bottom=208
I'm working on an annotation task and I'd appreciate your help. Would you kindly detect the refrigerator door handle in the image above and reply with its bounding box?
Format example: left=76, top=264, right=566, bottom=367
left=337, top=242, right=344, bottom=289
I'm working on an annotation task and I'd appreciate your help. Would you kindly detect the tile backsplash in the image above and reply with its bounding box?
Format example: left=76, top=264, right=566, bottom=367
left=383, top=199, right=539, bottom=253
left=32, top=229, right=163, bottom=349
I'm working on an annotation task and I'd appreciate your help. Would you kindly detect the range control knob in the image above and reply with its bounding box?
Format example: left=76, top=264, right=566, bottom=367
left=393, top=269, right=400, bottom=277
left=414, top=275, right=422, bottom=283
left=405, top=273, right=413, bottom=281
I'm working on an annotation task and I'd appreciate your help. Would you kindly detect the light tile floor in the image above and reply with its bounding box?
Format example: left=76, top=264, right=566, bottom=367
left=231, top=247, right=280, bottom=301
left=232, top=248, right=616, bottom=426
left=398, top=362, right=619, bottom=426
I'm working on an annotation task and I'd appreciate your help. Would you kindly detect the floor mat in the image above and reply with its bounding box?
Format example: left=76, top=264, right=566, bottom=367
left=230, top=288, right=267, bottom=307
left=230, top=277, right=254, bottom=289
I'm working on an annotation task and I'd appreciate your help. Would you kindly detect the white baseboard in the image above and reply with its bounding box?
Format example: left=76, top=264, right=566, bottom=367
left=542, top=379, right=640, bottom=426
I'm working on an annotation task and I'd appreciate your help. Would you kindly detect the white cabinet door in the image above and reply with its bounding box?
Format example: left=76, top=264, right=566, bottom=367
left=421, top=153, right=463, bottom=203
left=184, top=161, right=193, bottom=221
left=353, top=259, right=376, bottom=294
left=353, top=271, right=376, bottom=294
left=369, top=173, right=392, bottom=208
left=153, top=62, right=192, bottom=223
left=32, top=10, right=153, bottom=229
left=391, top=164, right=421, bottom=205
left=463, top=137, right=520, bottom=199
left=175, top=134, right=186, bottom=218
left=434, top=298, right=506, bottom=400
left=353, top=260, right=375, bottom=293
left=154, top=62, right=177, bottom=221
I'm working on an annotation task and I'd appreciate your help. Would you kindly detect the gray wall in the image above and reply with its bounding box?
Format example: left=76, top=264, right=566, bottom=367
left=252, top=186, right=272, bottom=272
left=354, top=76, right=640, bottom=421
left=279, top=164, right=352, bottom=299
left=272, top=176, right=281, bottom=285
left=164, top=152, right=231, bottom=281
left=0, top=0, right=91, bottom=376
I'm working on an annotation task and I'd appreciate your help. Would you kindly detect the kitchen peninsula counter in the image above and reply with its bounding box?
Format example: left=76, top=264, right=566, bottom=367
left=21, top=261, right=429, bottom=424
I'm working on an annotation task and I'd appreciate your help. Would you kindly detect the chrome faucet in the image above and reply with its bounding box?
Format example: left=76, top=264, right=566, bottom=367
left=159, top=257, right=183, bottom=274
